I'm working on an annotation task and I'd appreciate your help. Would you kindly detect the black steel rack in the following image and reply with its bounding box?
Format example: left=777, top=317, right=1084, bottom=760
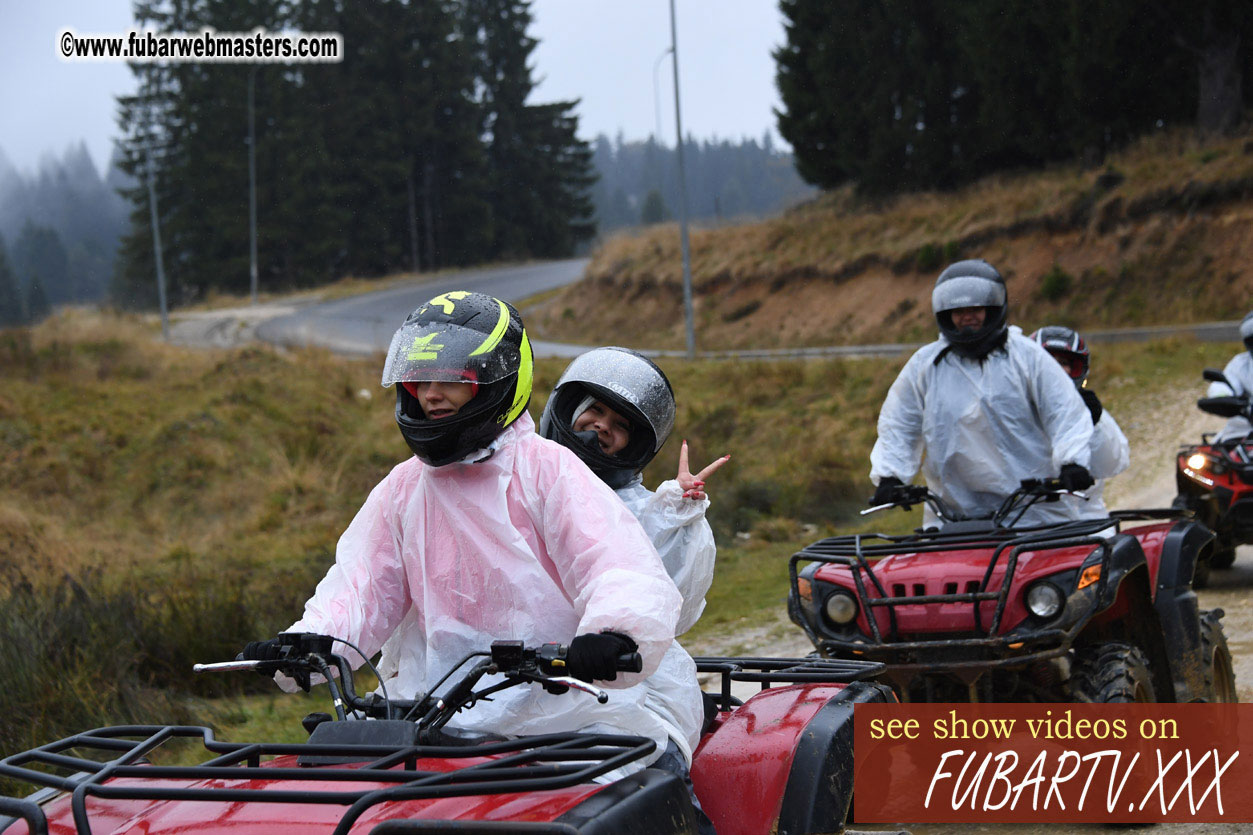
left=0, top=724, right=654, bottom=835
left=788, top=517, right=1122, bottom=670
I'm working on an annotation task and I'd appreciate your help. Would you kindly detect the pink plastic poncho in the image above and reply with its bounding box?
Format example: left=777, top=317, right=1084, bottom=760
left=284, top=413, right=687, bottom=762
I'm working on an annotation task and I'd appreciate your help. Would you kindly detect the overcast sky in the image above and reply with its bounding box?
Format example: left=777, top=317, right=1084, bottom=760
left=0, top=0, right=787, bottom=178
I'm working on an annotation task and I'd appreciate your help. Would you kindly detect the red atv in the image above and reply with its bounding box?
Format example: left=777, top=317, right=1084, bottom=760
left=788, top=480, right=1236, bottom=704
left=1173, top=366, right=1253, bottom=580
left=0, top=633, right=892, bottom=835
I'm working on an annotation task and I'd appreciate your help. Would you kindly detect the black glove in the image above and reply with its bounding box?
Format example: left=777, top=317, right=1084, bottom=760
left=566, top=631, right=638, bottom=683
left=1058, top=463, right=1094, bottom=492
left=1079, top=388, right=1103, bottom=425
left=237, top=638, right=284, bottom=662
left=871, top=476, right=904, bottom=506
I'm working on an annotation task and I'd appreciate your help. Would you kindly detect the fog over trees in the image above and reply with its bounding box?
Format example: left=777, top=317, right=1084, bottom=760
left=0, top=143, right=129, bottom=324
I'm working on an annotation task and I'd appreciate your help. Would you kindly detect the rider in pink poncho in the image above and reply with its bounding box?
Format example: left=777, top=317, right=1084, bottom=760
left=239, top=292, right=690, bottom=769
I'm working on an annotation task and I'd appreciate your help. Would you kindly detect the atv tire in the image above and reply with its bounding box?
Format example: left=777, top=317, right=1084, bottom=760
left=1201, top=610, right=1238, bottom=703
left=1211, top=544, right=1237, bottom=570
left=1070, top=642, right=1155, bottom=703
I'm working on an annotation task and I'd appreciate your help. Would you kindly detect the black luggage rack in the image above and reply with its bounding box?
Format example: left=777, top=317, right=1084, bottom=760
left=788, top=518, right=1120, bottom=670
left=0, top=724, right=655, bottom=835
left=692, top=656, right=886, bottom=710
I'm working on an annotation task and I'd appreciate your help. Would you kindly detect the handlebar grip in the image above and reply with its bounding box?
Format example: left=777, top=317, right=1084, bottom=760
left=617, top=652, right=643, bottom=673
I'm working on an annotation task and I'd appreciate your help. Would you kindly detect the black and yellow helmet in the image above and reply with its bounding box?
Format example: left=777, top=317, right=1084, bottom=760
left=381, top=291, right=532, bottom=466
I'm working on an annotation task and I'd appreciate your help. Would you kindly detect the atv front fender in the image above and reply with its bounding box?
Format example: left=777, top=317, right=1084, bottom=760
left=1151, top=519, right=1215, bottom=702
left=691, top=681, right=892, bottom=835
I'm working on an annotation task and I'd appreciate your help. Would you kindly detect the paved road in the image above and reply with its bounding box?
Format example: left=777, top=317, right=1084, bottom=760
left=254, top=258, right=593, bottom=358
left=171, top=257, right=1246, bottom=360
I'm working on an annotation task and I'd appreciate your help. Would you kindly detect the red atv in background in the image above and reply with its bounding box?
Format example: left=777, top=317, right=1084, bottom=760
left=788, top=480, right=1235, bottom=705
left=1173, top=366, right=1253, bottom=580
left=0, top=633, right=893, bottom=835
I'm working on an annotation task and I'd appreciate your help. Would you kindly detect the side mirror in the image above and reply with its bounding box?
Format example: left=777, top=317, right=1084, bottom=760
left=1203, top=368, right=1232, bottom=387
left=1197, top=396, right=1247, bottom=418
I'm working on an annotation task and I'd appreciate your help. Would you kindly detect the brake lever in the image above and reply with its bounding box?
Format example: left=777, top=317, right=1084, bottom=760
left=860, top=502, right=896, bottom=516
left=194, top=660, right=267, bottom=674
left=542, top=675, right=609, bottom=704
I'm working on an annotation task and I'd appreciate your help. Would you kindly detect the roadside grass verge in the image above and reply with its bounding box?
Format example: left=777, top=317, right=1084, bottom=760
left=0, top=310, right=1234, bottom=774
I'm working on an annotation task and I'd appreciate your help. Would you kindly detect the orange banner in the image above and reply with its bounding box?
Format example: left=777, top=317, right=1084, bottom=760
left=853, top=703, right=1248, bottom=823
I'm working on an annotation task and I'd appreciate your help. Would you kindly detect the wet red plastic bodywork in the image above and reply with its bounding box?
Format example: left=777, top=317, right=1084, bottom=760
left=19, top=756, right=604, bottom=835
left=690, top=684, right=844, bottom=835
left=812, top=523, right=1172, bottom=636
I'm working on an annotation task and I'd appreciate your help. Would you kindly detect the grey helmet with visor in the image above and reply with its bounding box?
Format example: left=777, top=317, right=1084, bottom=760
left=1241, top=310, right=1253, bottom=354
left=931, top=259, right=1009, bottom=358
left=382, top=291, right=532, bottom=467
left=539, top=347, right=675, bottom=489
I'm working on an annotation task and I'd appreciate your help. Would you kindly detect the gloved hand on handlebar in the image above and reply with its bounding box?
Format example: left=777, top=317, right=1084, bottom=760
left=1058, top=463, right=1094, bottom=492
left=871, top=476, right=905, bottom=506
left=566, top=631, right=638, bottom=682
left=1079, top=388, right=1103, bottom=425
left=237, top=638, right=284, bottom=662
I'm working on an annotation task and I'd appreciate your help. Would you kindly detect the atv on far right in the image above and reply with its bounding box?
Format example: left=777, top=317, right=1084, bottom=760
left=788, top=479, right=1236, bottom=705
left=1173, top=366, right=1253, bottom=579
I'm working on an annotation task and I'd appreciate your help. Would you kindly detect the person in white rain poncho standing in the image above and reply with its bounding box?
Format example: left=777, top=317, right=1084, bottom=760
left=869, top=259, right=1096, bottom=529
left=238, top=292, right=696, bottom=781
left=540, top=346, right=729, bottom=835
left=1029, top=326, right=1130, bottom=520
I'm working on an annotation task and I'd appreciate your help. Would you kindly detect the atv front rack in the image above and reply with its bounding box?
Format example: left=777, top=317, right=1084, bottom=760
left=0, top=724, right=655, bottom=835
left=788, top=518, right=1119, bottom=671
left=692, top=656, right=885, bottom=712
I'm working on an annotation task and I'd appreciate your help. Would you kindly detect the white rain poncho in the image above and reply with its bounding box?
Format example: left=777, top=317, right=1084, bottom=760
left=283, top=412, right=690, bottom=766
left=1062, top=409, right=1130, bottom=520
left=870, top=326, right=1095, bottom=528
left=616, top=478, right=716, bottom=635
left=615, top=477, right=716, bottom=760
left=1208, top=351, right=1253, bottom=441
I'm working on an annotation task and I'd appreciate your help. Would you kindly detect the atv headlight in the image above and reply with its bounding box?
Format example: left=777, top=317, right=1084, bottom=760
left=1025, top=582, right=1063, bottom=619
left=823, top=591, right=858, bottom=625
left=1187, top=453, right=1208, bottom=471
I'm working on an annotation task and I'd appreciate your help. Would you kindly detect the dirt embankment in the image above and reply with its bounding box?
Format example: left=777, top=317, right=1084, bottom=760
left=530, top=131, right=1253, bottom=353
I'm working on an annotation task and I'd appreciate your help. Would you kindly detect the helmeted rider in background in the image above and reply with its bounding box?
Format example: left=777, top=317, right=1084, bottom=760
left=540, top=346, right=728, bottom=835
left=239, top=292, right=694, bottom=779
left=1030, top=326, right=1129, bottom=519
left=1207, top=310, right=1253, bottom=442
left=869, top=259, right=1096, bottom=529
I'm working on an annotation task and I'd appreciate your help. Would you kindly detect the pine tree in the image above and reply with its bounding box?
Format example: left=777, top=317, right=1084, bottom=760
left=463, top=0, right=595, bottom=258
left=12, top=222, right=69, bottom=310
left=0, top=236, right=24, bottom=327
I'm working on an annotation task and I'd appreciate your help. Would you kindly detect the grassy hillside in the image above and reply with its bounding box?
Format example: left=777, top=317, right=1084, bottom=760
left=0, top=308, right=1237, bottom=762
left=528, top=126, right=1253, bottom=351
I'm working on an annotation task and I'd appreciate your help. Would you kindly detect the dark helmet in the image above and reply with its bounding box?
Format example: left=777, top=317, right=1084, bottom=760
left=1029, top=325, right=1090, bottom=386
left=381, top=291, right=532, bottom=466
left=931, top=259, right=1008, bottom=358
left=539, top=347, right=675, bottom=489
left=1241, top=311, right=1253, bottom=354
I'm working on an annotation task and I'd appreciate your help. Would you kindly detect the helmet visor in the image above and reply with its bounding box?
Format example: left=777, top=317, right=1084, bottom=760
left=381, top=319, right=520, bottom=387
left=1047, top=350, right=1088, bottom=381
left=932, top=274, right=1007, bottom=314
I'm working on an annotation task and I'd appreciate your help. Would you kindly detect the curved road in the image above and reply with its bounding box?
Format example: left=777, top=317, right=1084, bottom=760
left=255, top=258, right=593, bottom=359
left=172, top=257, right=1245, bottom=360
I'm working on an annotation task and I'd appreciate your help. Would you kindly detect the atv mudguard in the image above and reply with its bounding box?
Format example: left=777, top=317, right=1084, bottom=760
left=691, top=680, right=893, bottom=835
left=1148, top=519, right=1215, bottom=702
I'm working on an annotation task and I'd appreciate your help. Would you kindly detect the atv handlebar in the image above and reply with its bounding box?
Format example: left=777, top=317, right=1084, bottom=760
left=862, top=478, right=1087, bottom=526
left=194, top=633, right=641, bottom=730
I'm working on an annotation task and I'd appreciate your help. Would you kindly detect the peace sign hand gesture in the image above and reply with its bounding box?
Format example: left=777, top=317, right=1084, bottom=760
left=677, top=440, right=731, bottom=500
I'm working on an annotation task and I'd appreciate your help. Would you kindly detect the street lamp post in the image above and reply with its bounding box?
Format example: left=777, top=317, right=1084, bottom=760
left=248, top=66, right=258, bottom=305
left=652, top=47, right=672, bottom=144
left=668, top=0, right=696, bottom=359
